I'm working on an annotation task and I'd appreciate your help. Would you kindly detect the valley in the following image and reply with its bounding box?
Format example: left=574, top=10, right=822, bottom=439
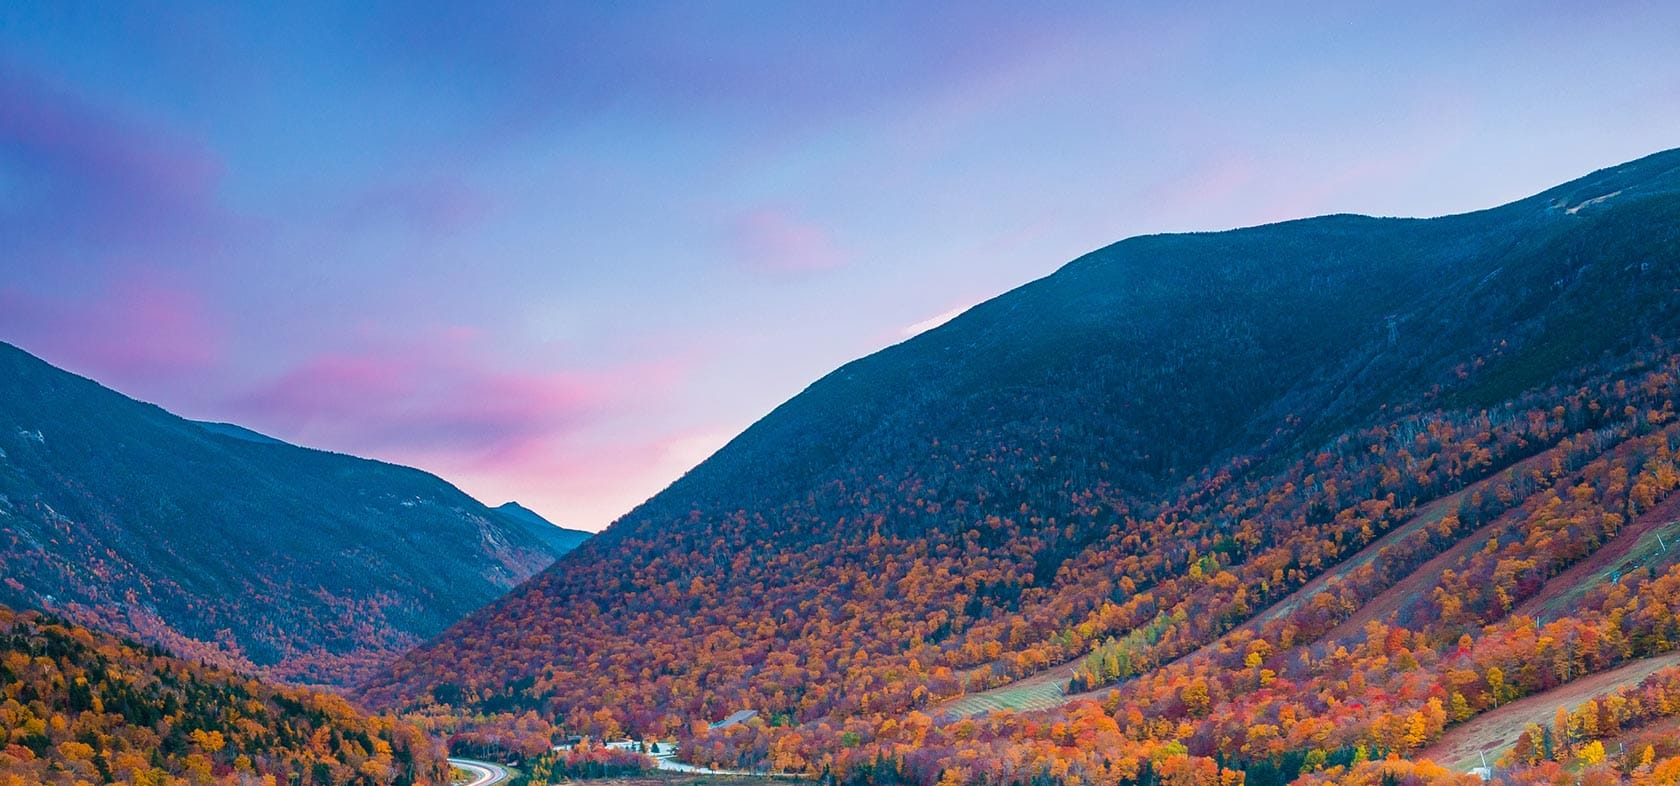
left=10, top=4, right=1680, bottom=785
left=9, top=150, right=1680, bottom=785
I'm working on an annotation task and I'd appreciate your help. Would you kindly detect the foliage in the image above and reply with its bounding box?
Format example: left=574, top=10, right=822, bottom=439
left=511, top=740, right=656, bottom=784
left=0, top=605, right=450, bottom=785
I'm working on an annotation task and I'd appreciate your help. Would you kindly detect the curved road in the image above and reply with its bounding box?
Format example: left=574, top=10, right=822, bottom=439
left=449, top=758, right=509, bottom=786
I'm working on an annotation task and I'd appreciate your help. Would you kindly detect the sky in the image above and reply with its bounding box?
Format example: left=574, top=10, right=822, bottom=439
left=3, top=2, right=1679, bottom=530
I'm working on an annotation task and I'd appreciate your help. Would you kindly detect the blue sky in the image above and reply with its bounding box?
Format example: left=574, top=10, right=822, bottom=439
left=3, top=1, right=1678, bottom=529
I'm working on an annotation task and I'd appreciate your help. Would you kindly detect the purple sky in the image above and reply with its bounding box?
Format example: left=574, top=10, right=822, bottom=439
left=4, top=3, right=1679, bottom=530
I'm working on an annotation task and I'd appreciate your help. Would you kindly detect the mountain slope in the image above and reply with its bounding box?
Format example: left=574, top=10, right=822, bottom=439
left=0, top=604, right=450, bottom=785
left=361, top=149, right=1680, bottom=779
left=493, top=501, right=592, bottom=556
left=191, top=419, right=289, bottom=445
left=0, top=342, right=574, bottom=686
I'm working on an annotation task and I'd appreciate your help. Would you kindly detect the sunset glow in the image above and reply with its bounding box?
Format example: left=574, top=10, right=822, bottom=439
left=5, top=2, right=1679, bottom=529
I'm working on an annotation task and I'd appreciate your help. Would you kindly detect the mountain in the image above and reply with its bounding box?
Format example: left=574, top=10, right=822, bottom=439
left=363, top=150, right=1680, bottom=782
left=0, top=604, right=450, bottom=785
left=493, top=501, right=593, bottom=556
left=0, top=342, right=575, bottom=686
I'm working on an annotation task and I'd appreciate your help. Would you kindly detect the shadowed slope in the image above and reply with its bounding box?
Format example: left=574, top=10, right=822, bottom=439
left=0, top=343, right=576, bottom=685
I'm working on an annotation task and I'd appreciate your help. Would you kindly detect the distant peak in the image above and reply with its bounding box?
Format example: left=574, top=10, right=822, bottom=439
left=495, top=501, right=565, bottom=530
left=492, top=502, right=591, bottom=554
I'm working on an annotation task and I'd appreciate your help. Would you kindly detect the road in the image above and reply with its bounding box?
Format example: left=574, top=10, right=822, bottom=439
left=449, top=758, right=509, bottom=786
left=447, top=749, right=779, bottom=780
left=654, top=755, right=763, bottom=776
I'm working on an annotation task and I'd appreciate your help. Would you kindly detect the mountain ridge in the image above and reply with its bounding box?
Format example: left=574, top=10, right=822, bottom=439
left=0, top=340, right=577, bottom=686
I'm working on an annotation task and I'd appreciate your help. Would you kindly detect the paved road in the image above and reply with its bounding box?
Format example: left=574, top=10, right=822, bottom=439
left=449, top=758, right=509, bottom=786
left=655, top=756, right=760, bottom=775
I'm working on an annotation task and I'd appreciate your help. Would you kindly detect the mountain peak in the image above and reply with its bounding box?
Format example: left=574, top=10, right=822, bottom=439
left=493, top=501, right=593, bottom=555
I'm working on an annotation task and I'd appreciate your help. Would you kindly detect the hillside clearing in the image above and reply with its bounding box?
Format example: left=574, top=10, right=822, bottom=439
left=1418, top=651, right=1680, bottom=770
left=934, top=662, right=1079, bottom=717
left=1513, top=492, right=1680, bottom=621
left=933, top=453, right=1554, bottom=719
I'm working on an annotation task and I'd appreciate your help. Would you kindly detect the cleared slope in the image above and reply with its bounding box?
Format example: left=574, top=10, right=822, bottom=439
left=935, top=452, right=1557, bottom=719
left=1418, top=652, right=1680, bottom=769
left=1511, top=491, right=1680, bottom=621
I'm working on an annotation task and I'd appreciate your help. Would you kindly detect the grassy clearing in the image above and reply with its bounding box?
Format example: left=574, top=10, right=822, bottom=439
left=936, top=664, right=1077, bottom=717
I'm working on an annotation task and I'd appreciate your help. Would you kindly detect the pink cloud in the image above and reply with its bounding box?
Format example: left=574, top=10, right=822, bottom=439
left=239, top=354, right=420, bottom=421
left=0, top=66, right=245, bottom=412
left=226, top=337, right=705, bottom=529
left=240, top=354, right=584, bottom=457
left=436, top=424, right=740, bottom=531
left=0, top=272, right=225, bottom=383
left=726, top=206, right=847, bottom=274
left=231, top=332, right=689, bottom=480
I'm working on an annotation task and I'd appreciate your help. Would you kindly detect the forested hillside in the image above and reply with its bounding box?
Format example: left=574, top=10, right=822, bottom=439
left=363, top=150, right=1680, bottom=784
left=0, top=342, right=579, bottom=686
left=0, top=605, right=449, bottom=785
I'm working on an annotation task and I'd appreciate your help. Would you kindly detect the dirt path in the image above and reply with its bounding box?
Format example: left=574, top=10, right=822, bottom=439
left=1512, top=492, right=1680, bottom=621
left=1419, top=651, right=1680, bottom=769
